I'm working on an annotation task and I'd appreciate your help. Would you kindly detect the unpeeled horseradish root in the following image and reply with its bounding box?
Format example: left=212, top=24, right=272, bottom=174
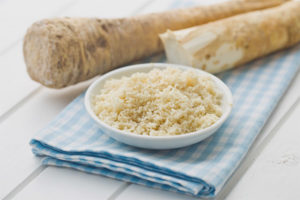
left=160, top=1, right=300, bottom=74
left=23, top=0, right=287, bottom=88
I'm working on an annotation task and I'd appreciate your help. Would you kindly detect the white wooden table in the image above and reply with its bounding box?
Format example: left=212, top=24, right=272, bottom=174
left=1, top=0, right=299, bottom=199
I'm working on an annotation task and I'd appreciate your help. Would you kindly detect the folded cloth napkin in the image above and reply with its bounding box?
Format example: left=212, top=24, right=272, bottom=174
left=30, top=44, right=300, bottom=198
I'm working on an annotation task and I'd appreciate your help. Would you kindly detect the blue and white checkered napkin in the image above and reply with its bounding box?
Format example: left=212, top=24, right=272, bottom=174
left=30, top=44, right=300, bottom=198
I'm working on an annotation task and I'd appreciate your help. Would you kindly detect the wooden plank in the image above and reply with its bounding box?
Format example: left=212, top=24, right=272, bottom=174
left=225, top=100, right=300, bottom=200
left=0, top=0, right=154, bottom=198
left=12, top=0, right=299, bottom=199
left=218, top=70, right=300, bottom=199
left=0, top=82, right=91, bottom=199
left=117, top=185, right=198, bottom=200
left=0, top=0, right=227, bottom=121
left=0, top=43, right=39, bottom=117
left=12, top=167, right=124, bottom=200
left=0, top=0, right=151, bottom=120
left=0, top=0, right=74, bottom=53
left=3, top=1, right=298, bottom=200
left=0, top=0, right=173, bottom=198
left=114, top=72, right=300, bottom=200
left=0, top=0, right=76, bottom=117
left=61, top=0, right=152, bottom=17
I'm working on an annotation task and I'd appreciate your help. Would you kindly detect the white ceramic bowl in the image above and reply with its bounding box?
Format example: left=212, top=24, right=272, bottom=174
left=85, top=63, right=233, bottom=149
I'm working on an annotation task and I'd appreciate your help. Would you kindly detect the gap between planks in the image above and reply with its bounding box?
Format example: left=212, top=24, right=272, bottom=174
left=0, top=0, right=153, bottom=124
left=5, top=56, right=299, bottom=200
left=0, top=0, right=78, bottom=120
left=107, top=183, right=131, bottom=200
left=92, top=3, right=156, bottom=199
left=0, top=86, right=41, bottom=124
left=110, top=69, right=300, bottom=200
left=110, top=72, right=300, bottom=199
left=2, top=0, right=298, bottom=199
left=0, top=0, right=148, bottom=57
left=218, top=82, right=300, bottom=198
left=0, top=0, right=78, bottom=57
left=0, top=0, right=82, bottom=199
left=218, top=98, right=300, bottom=199
left=1, top=0, right=154, bottom=199
left=3, top=166, right=46, bottom=200
left=107, top=98, right=300, bottom=200
left=130, top=0, right=153, bottom=16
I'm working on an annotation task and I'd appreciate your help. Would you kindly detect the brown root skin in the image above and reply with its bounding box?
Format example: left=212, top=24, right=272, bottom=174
left=24, top=18, right=110, bottom=88
left=24, top=19, right=74, bottom=88
left=23, top=0, right=289, bottom=88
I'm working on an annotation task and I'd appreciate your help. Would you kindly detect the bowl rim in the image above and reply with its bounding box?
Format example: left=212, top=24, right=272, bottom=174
left=85, top=63, right=233, bottom=140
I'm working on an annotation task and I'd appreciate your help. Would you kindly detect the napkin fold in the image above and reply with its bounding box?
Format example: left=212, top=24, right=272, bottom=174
left=31, top=44, right=300, bottom=198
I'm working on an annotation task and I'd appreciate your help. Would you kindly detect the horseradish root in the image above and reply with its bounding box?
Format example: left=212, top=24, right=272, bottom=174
left=160, top=1, right=300, bottom=73
left=23, top=0, right=287, bottom=88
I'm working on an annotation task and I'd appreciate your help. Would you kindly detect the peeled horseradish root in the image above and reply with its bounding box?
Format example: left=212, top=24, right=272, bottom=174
left=160, top=1, right=300, bottom=74
left=23, top=0, right=288, bottom=88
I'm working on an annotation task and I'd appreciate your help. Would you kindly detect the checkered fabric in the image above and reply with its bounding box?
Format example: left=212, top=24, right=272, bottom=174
left=31, top=43, right=300, bottom=197
left=30, top=1, right=300, bottom=197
